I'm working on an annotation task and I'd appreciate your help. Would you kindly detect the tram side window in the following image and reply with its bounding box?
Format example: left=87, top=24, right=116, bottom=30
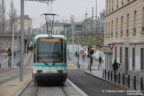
left=63, top=42, right=66, bottom=63
left=34, top=44, right=36, bottom=63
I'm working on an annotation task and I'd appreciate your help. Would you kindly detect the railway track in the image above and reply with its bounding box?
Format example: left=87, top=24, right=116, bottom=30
left=19, top=81, right=79, bottom=96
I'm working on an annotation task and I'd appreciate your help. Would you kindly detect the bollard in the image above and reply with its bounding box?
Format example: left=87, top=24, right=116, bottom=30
left=123, top=74, right=125, bottom=85
left=105, top=70, right=106, bottom=79
left=141, top=77, right=143, bottom=91
left=103, top=70, right=105, bottom=78
left=128, top=74, right=130, bottom=88
left=134, top=76, right=136, bottom=90
left=108, top=71, right=110, bottom=80
left=118, top=73, right=120, bottom=84
left=111, top=71, right=113, bottom=81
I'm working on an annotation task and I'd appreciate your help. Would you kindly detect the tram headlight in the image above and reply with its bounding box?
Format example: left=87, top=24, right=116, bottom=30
left=37, top=70, right=43, bottom=73
left=58, top=70, right=63, bottom=74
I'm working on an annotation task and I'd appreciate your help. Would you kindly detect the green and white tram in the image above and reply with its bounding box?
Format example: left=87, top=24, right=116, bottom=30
left=32, top=34, right=67, bottom=83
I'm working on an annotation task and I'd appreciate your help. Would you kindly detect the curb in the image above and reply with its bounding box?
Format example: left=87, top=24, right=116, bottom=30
left=84, top=70, right=144, bottom=96
left=67, top=79, right=88, bottom=96
left=84, top=70, right=132, bottom=90
left=13, top=79, right=32, bottom=96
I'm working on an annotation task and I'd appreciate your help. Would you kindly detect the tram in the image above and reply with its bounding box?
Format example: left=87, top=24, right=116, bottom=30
left=32, top=34, right=67, bottom=83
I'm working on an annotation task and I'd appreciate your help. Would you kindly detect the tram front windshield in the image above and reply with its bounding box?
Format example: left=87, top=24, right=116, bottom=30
left=37, top=38, right=64, bottom=63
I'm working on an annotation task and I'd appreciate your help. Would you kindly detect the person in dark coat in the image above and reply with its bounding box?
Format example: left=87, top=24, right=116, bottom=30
left=112, top=60, right=120, bottom=72
left=8, top=48, right=11, bottom=68
left=112, top=60, right=120, bottom=82
left=99, top=56, right=102, bottom=65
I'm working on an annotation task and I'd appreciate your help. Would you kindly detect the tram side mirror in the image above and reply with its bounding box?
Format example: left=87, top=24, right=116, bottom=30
left=53, top=62, right=55, bottom=65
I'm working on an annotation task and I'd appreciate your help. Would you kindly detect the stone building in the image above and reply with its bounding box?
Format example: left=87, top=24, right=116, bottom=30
left=104, top=0, right=144, bottom=79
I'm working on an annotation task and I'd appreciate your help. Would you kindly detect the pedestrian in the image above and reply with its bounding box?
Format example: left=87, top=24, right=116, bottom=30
left=26, top=43, right=29, bottom=54
left=75, top=51, right=78, bottom=57
left=82, top=55, right=85, bottom=60
left=8, top=48, right=12, bottom=68
left=99, top=56, right=102, bottom=64
left=98, top=56, right=102, bottom=70
left=112, top=60, right=120, bottom=82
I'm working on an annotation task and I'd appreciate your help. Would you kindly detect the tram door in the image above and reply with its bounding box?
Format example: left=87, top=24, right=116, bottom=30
left=125, top=48, right=128, bottom=74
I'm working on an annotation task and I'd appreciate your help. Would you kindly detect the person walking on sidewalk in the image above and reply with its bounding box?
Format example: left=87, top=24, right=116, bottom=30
left=98, top=56, right=102, bottom=70
left=8, top=48, right=12, bottom=68
left=112, top=60, right=120, bottom=82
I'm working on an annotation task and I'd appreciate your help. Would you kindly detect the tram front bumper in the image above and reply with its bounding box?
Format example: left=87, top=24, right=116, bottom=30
left=33, top=73, right=67, bottom=82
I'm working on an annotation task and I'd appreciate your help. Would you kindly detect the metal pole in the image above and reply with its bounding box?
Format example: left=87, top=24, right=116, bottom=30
left=85, top=10, right=88, bottom=36
left=20, top=0, right=24, bottom=81
left=11, top=22, right=14, bottom=68
left=71, top=15, right=75, bottom=67
left=72, top=15, right=75, bottom=45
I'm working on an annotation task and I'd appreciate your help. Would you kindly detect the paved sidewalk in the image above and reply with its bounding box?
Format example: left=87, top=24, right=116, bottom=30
left=0, top=74, right=32, bottom=96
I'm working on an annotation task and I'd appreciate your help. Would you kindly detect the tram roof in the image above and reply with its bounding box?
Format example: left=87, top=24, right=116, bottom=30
left=34, top=34, right=66, bottom=40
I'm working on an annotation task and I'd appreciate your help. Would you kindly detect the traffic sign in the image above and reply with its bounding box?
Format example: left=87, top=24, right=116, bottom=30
left=108, top=43, right=115, bottom=50
left=1, top=49, right=6, bottom=53
left=80, top=50, right=84, bottom=54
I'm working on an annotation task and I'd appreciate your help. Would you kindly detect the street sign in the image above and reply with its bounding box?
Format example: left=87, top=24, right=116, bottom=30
left=80, top=50, right=84, bottom=54
left=108, top=43, right=115, bottom=50
left=1, top=49, right=6, bottom=53
left=103, top=48, right=112, bottom=54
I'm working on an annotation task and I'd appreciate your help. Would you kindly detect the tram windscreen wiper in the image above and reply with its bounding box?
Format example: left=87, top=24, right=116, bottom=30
left=38, top=56, right=49, bottom=65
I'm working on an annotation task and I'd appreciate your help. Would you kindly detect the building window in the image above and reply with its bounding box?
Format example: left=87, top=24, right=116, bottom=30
left=121, top=16, right=123, bottom=37
left=105, top=23, right=107, bottom=38
left=125, top=47, right=129, bottom=73
left=109, top=0, right=111, bottom=13
left=120, top=47, right=122, bottom=63
left=108, top=22, right=110, bottom=38
left=115, top=47, right=117, bottom=60
left=111, top=20, right=113, bottom=38
left=132, top=48, right=135, bottom=70
left=112, top=0, right=114, bottom=11
left=121, top=0, right=124, bottom=5
left=141, top=48, right=144, bottom=70
left=133, top=11, right=137, bottom=35
left=126, top=14, right=130, bottom=36
left=142, top=7, right=144, bottom=33
left=116, top=18, right=118, bottom=37
left=117, top=0, right=119, bottom=8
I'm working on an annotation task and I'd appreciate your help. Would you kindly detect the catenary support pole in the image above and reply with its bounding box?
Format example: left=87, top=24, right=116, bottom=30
left=20, top=0, right=24, bottom=81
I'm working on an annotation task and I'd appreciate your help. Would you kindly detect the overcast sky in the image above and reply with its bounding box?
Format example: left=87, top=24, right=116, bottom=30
left=5, top=0, right=105, bottom=28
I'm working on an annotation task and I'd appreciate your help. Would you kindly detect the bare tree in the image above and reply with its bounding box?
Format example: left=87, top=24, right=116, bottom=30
left=9, top=1, right=17, bottom=34
left=1, top=0, right=6, bottom=33
left=0, top=3, right=2, bottom=32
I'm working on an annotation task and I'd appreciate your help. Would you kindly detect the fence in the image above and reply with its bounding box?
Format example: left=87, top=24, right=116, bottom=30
left=0, top=58, right=8, bottom=68
left=103, top=70, right=144, bottom=91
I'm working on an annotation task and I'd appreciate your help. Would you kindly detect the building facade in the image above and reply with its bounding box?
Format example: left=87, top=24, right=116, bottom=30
left=104, top=0, right=144, bottom=78
left=83, top=11, right=105, bottom=35
left=0, top=15, right=32, bottom=51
